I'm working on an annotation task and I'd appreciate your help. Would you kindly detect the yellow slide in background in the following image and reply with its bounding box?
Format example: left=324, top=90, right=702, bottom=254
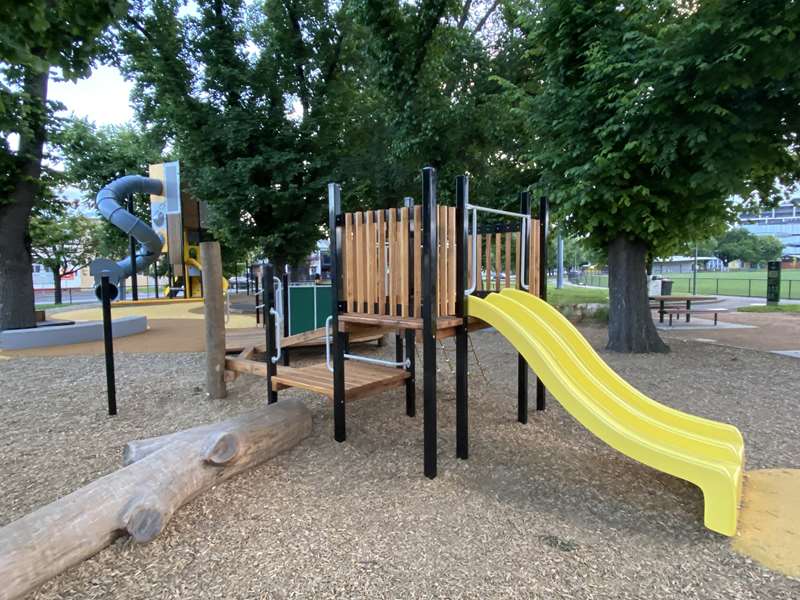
left=162, top=257, right=229, bottom=298
left=466, top=290, right=744, bottom=536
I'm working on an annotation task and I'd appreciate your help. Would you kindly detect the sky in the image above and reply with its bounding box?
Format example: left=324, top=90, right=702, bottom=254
left=50, top=65, right=134, bottom=126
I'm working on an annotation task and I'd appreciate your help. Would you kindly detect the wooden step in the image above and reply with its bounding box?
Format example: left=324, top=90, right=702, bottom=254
left=224, top=357, right=409, bottom=401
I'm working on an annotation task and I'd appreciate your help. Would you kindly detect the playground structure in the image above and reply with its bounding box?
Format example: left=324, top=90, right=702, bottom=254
left=227, top=167, right=744, bottom=537
left=0, top=167, right=751, bottom=600
left=90, top=161, right=226, bottom=302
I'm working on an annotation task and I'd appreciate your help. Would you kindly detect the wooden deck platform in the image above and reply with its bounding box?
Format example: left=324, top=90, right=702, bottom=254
left=225, top=326, right=383, bottom=354
left=224, top=355, right=409, bottom=400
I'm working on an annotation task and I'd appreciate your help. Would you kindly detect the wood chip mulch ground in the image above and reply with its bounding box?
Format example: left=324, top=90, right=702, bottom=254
left=1, top=325, right=799, bottom=599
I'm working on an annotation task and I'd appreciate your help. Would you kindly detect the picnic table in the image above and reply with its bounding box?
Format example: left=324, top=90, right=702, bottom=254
left=650, top=295, right=718, bottom=323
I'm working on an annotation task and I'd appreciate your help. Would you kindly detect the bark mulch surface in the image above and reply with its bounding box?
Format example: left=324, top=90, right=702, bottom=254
left=1, top=326, right=798, bottom=599
left=661, top=310, right=800, bottom=354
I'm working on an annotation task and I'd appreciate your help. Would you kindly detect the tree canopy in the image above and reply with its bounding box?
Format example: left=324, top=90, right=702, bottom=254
left=502, top=0, right=800, bottom=351
left=4, top=0, right=800, bottom=352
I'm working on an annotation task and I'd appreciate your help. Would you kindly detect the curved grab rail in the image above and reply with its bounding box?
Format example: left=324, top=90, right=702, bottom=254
left=465, top=203, right=532, bottom=295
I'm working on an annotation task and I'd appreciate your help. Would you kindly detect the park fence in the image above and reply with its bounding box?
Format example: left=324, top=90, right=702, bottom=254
left=572, top=271, right=800, bottom=300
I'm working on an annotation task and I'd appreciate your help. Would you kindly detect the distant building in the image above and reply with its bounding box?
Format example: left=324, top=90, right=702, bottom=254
left=652, top=256, right=724, bottom=274
left=31, top=264, right=91, bottom=290
left=738, top=200, right=800, bottom=258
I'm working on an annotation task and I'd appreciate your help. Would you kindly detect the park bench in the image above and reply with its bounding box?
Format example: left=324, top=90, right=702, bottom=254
left=661, top=307, right=728, bottom=326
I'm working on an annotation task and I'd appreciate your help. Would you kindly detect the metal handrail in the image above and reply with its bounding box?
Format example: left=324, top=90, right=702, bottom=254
left=325, top=315, right=410, bottom=373
left=465, top=203, right=532, bottom=294
left=270, top=275, right=283, bottom=365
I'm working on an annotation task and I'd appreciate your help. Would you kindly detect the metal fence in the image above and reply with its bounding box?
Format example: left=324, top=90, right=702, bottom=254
left=573, top=272, right=800, bottom=300
left=34, top=286, right=163, bottom=307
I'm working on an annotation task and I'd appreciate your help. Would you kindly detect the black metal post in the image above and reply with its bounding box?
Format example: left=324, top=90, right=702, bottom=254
left=455, top=175, right=469, bottom=458
left=422, top=167, right=438, bottom=479
left=100, top=275, right=117, bottom=416
left=517, top=191, right=531, bottom=424
left=127, top=196, right=139, bottom=301
left=329, top=183, right=347, bottom=442
left=263, top=265, right=278, bottom=404
left=404, top=196, right=416, bottom=418
left=153, top=261, right=159, bottom=299
left=282, top=268, right=291, bottom=366
left=536, top=196, right=549, bottom=411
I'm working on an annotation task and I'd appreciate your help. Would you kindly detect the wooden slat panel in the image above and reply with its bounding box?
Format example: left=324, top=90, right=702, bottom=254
left=345, top=213, right=354, bottom=311
left=531, top=218, right=540, bottom=297
left=467, top=234, right=473, bottom=291
left=495, top=233, right=501, bottom=292
left=355, top=212, right=365, bottom=312
left=504, top=232, right=512, bottom=288
left=400, top=207, right=409, bottom=317
left=484, top=234, right=492, bottom=291
left=476, top=234, right=483, bottom=291
left=377, top=210, right=386, bottom=315
left=388, top=208, right=396, bottom=316
left=447, top=207, right=456, bottom=314
left=438, top=206, right=447, bottom=316
left=366, top=210, right=375, bottom=314
left=414, top=205, right=422, bottom=317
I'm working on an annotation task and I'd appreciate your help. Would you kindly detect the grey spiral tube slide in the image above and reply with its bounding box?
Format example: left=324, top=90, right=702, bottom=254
left=90, top=175, right=164, bottom=301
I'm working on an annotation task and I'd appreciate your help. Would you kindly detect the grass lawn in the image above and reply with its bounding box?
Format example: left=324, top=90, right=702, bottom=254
left=34, top=303, right=62, bottom=310
left=738, top=304, right=800, bottom=313
left=547, top=284, right=608, bottom=305
left=580, top=269, right=800, bottom=299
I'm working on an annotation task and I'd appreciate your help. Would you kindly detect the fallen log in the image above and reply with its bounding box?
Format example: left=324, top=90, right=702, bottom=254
left=0, top=399, right=312, bottom=600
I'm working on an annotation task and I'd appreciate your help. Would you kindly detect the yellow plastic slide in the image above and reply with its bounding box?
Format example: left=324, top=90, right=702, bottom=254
left=162, top=257, right=229, bottom=297
left=466, top=289, right=744, bottom=536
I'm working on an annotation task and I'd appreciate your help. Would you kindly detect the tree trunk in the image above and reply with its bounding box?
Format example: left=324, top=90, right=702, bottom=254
left=53, top=271, right=62, bottom=305
left=0, top=67, right=48, bottom=331
left=606, top=235, right=669, bottom=353
left=0, top=399, right=312, bottom=600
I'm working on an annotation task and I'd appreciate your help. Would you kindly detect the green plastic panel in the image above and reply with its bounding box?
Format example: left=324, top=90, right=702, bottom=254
left=288, top=284, right=333, bottom=335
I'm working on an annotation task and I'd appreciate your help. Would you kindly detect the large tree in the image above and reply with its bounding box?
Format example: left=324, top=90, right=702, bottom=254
left=0, top=0, right=127, bottom=330
left=111, top=0, right=351, bottom=271
left=505, top=0, right=800, bottom=352
left=29, top=207, right=100, bottom=305
left=111, top=0, right=524, bottom=272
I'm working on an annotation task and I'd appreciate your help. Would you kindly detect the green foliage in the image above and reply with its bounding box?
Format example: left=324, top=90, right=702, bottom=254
left=113, top=0, right=343, bottom=267
left=29, top=205, right=100, bottom=278
left=715, top=228, right=784, bottom=265
left=504, top=0, right=800, bottom=256
left=0, top=0, right=128, bottom=200
left=108, top=0, right=524, bottom=270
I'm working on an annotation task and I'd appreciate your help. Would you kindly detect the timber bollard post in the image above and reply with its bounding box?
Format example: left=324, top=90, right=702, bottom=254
left=200, top=241, right=227, bottom=399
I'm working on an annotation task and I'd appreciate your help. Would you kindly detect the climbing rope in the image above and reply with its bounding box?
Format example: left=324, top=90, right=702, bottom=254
left=468, top=333, right=489, bottom=383
left=438, top=338, right=454, bottom=374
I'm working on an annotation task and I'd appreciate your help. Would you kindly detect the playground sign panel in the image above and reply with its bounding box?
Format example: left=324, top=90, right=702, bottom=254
left=767, top=261, right=781, bottom=305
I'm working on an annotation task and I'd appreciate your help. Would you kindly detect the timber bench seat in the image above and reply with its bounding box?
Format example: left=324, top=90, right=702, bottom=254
left=661, top=307, right=728, bottom=326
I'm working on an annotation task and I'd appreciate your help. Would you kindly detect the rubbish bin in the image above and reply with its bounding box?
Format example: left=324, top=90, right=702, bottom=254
left=648, top=276, right=662, bottom=297
left=661, top=279, right=673, bottom=295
